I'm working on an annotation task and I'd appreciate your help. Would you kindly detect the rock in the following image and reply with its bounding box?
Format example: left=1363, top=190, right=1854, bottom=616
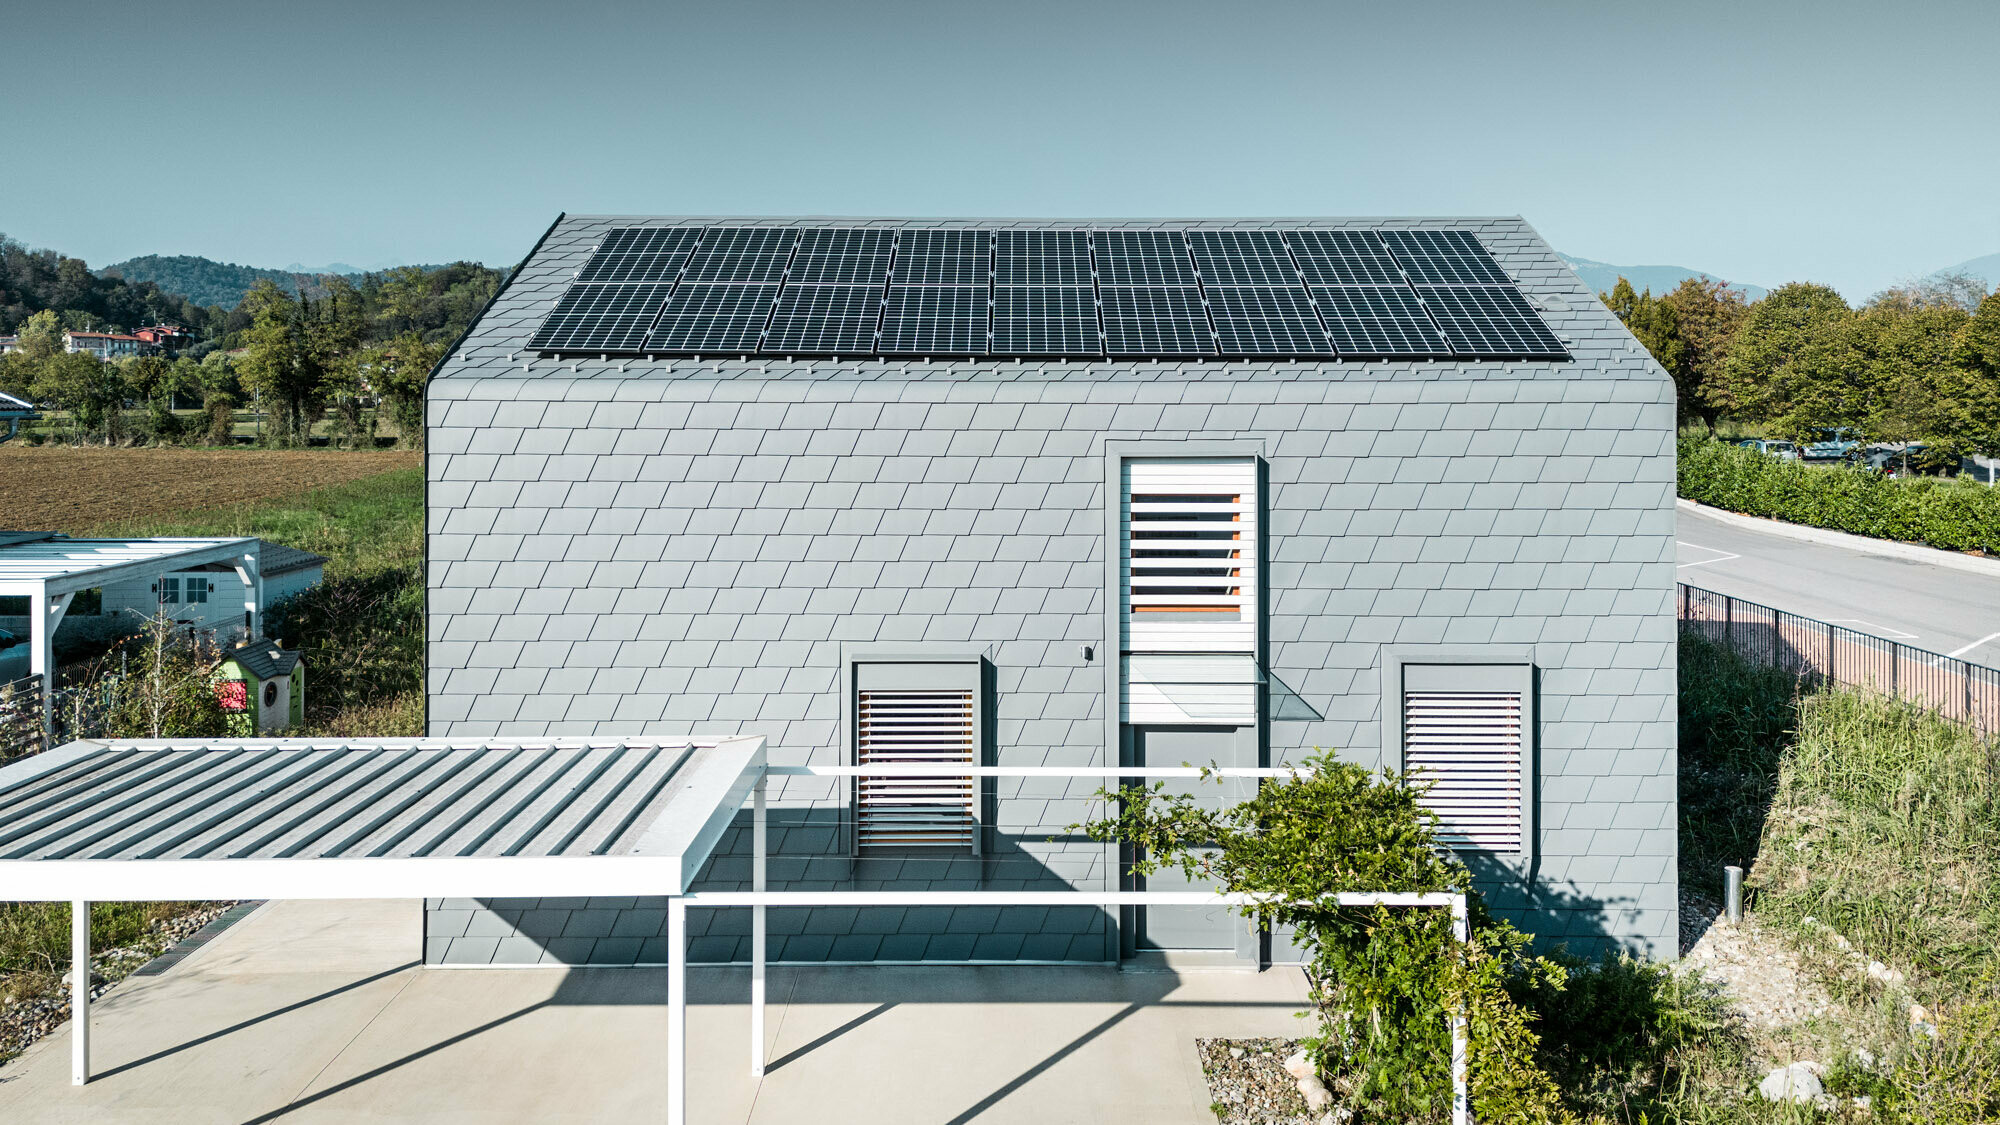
left=1853, top=1095, right=1873, bottom=1111
left=1318, top=1109, right=1354, bottom=1125
left=1297, top=1076, right=1332, bottom=1112
left=1758, top=1062, right=1825, bottom=1104
left=1227, top=1045, right=1245, bottom=1059
left=1866, top=961, right=1905, bottom=986
left=1855, top=1047, right=1877, bottom=1070
left=1282, top=1050, right=1315, bottom=1081
left=1912, top=1020, right=1938, bottom=1040
left=1910, top=1002, right=1932, bottom=1025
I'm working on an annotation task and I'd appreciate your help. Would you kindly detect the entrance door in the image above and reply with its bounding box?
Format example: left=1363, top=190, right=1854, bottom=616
left=1128, top=725, right=1256, bottom=955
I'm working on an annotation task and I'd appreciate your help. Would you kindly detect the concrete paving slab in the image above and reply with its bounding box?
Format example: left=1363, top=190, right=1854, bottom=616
left=0, top=900, right=1311, bottom=1124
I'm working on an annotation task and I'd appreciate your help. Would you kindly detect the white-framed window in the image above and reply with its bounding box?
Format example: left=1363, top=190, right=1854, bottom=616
left=159, top=576, right=180, bottom=605
left=1393, top=661, right=1533, bottom=855
left=851, top=660, right=983, bottom=854
left=1119, top=457, right=1259, bottom=724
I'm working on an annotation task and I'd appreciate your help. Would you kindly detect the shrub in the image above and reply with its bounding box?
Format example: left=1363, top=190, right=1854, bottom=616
left=1077, top=755, right=1570, bottom=1122
left=1678, top=438, right=2000, bottom=553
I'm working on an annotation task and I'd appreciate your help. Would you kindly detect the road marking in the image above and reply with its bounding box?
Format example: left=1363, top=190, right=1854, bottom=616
left=1947, top=631, right=2000, bottom=659
left=1675, top=542, right=1741, bottom=569
left=1827, top=619, right=1919, bottom=640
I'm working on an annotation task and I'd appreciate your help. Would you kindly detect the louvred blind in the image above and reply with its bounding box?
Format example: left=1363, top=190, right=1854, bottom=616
left=1404, top=690, right=1522, bottom=852
left=856, top=689, right=977, bottom=850
left=1121, top=458, right=1258, bottom=654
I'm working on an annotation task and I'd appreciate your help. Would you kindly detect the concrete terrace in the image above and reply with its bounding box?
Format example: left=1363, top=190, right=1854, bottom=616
left=0, top=899, right=1312, bottom=1123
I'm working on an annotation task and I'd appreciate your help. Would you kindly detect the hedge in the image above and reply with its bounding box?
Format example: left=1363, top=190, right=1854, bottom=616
left=1677, top=438, right=2000, bottom=553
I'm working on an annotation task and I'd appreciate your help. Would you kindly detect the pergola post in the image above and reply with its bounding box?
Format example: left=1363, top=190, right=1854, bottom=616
left=750, top=773, right=767, bottom=1077
left=667, top=896, right=688, bottom=1125
left=31, top=590, right=73, bottom=742
left=71, top=899, right=90, bottom=1085
left=1449, top=894, right=1469, bottom=1125
left=232, top=547, right=263, bottom=641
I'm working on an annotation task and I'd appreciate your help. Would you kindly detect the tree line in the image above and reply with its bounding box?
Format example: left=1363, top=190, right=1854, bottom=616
left=0, top=233, right=502, bottom=449
left=1605, top=272, right=2000, bottom=458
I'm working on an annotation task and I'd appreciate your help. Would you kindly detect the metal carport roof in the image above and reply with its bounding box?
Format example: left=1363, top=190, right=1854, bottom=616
left=0, top=536, right=260, bottom=598
left=0, top=736, right=766, bottom=900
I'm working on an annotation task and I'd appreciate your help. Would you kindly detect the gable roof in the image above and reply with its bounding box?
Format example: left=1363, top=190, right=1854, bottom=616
left=221, top=643, right=300, bottom=680
left=432, top=216, right=1657, bottom=390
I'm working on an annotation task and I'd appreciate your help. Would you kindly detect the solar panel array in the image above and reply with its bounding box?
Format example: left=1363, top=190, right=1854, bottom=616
left=527, top=225, right=1569, bottom=360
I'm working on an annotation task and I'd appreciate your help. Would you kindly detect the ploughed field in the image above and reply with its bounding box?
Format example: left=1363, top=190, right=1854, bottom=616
left=0, top=447, right=420, bottom=533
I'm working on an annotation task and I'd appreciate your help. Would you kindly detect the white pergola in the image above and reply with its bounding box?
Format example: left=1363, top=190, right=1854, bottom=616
left=0, top=741, right=1469, bottom=1125
left=0, top=536, right=263, bottom=738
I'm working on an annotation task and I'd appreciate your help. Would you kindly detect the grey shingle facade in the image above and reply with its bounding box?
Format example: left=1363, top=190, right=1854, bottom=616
left=425, top=216, right=1677, bottom=965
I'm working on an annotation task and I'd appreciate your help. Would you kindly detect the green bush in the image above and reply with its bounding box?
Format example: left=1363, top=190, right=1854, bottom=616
left=1677, top=438, right=2000, bottom=553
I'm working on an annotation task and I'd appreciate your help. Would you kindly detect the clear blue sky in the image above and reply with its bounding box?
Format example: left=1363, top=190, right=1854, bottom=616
left=5, top=0, right=1996, bottom=299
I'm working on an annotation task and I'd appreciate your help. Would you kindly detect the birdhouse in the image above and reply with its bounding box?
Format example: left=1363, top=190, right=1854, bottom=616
left=213, top=645, right=304, bottom=733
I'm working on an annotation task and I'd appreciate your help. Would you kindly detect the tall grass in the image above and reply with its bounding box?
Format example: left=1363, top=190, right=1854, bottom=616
left=1752, top=690, right=2000, bottom=997
left=1678, top=632, right=1802, bottom=884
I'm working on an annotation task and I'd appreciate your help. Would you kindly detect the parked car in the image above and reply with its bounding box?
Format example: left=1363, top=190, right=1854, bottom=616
left=1737, top=438, right=1799, bottom=461
left=1802, top=427, right=1860, bottom=461
left=1852, top=442, right=1930, bottom=476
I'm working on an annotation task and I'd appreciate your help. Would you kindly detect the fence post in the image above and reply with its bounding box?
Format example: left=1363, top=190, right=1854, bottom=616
left=1827, top=621, right=1837, bottom=685
left=1725, top=595, right=1733, bottom=649
left=1890, top=641, right=1899, bottom=697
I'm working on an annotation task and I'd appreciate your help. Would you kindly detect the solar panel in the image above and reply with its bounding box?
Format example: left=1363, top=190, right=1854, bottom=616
left=1310, top=286, right=1450, bottom=356
left=681, top=227, right=799, bottom=283
left=992, top=287, right=1098, bottom=354
left=645, top=283, right=781, bottom=352
left=1285, top=230, right=1405, bottom=285
left=764, top=284, right=884, bottom=353
left=1414, top=285, right=1567, bottom=357
left=895, top=230, right=990, bottom=285
left=526, top=283, right=674, bottom=352
left=995, top=230, right=1092, bottom=285
left=789, top=228, right=895, bottom=285
left=1095, top=230, right=1198, bottom=286
left=576, top=228, right=701, bottom=284
left=1380, top=230, right=1512, bottom=285
left=1101, top=286, right=1214, bottom=355
left=1207, top=286, right=1330, bottom=355
left=882, top=287, right=988, bottom=354
left=1187, top=230, right=1300, bottom=286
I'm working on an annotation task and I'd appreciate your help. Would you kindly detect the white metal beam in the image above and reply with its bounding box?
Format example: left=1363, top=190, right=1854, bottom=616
left=0, top=855, right=686, bottom=902
left=667, top=896, right=688, bottom=1125
left=70, top=899, right=88, bottom=1085
left=750, top=774, right=767, bottom=1078
left=30, top=591, right=72, bottom=740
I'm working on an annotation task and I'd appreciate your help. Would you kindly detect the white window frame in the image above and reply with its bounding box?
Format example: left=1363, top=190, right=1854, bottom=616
left=839, top=646, right=988, bottom=857
left=1381, top=647, right=1536, bottom=863
left=1102, top=441, right=1267, bottom=741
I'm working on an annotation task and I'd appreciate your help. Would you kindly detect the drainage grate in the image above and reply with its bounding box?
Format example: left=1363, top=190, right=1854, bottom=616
left=131, top=902, right=263, bottom=977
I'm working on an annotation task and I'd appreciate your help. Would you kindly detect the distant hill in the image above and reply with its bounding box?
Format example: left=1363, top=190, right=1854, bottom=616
left=1935, top=252, right=2000, bottom=289
left=100, top=255, right=459, bottom=310
left=1557, top=253, right=1766, bottom=302
left=98, top=256, right=334, bottom=309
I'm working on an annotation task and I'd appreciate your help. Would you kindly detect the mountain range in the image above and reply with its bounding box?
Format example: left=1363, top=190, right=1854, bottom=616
left=99, top=255, right=462, bottom=310
left=1556, top=254, right=1768, bottom=301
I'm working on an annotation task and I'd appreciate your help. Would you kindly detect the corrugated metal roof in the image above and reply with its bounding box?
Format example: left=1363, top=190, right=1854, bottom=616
left=0, top=738, right=742, bottom=861
left=0, top=537, right=256, bottom=593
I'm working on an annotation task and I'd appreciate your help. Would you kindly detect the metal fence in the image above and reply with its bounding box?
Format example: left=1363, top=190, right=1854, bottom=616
left=0, top=674, right=46, bottom=762
left=1679, top=583, right=2000, bottom=734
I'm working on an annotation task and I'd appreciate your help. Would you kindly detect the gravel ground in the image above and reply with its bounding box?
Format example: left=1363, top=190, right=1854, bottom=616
left=1197, top=1037, right=1316, bottom=1124
left=0, top=902, right=242, bottom=1066
left=1678, top=889, right=1834, bottom=1031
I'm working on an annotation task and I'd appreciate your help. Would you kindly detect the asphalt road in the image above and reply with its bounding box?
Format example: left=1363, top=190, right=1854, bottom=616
left=1676, top=505, right=2000, bottom=666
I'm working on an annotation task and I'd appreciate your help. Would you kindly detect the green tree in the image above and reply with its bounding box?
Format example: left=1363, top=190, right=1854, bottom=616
left=361, top=333, right=443, bottom=448
left=195, top=351, right=241, bottom=445
left=237, top=279, right=362, bottom=446
left=122, top=355, right=189, bottom=442
left=1662, top=278, right=1749, bottom=433
left=14, top=309, right=64, bottom=360
left=29, top=351, right=126, bottom=444
left=1712, top=282, right=1860, bottom=437
left=1963, top=290, right=2000, bottom=381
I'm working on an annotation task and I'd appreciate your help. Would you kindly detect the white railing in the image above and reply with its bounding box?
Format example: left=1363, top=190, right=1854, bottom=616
left=665, top=762, right=1472, bottom=1125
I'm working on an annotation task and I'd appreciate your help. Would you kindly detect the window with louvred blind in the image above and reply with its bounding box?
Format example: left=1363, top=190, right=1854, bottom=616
left=851, top=660, right=983, bottom=854
left=1119, top=457, right=1259, bottom=724
left=1402, top=688, right=1524, bottom=853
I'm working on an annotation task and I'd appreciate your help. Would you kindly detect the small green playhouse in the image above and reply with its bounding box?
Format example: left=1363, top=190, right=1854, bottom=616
left=213, top=644, right=304, bottom=733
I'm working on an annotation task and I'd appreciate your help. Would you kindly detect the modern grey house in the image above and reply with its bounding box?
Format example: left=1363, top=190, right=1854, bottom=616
left=423, top=216, right=1677, bottom=968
